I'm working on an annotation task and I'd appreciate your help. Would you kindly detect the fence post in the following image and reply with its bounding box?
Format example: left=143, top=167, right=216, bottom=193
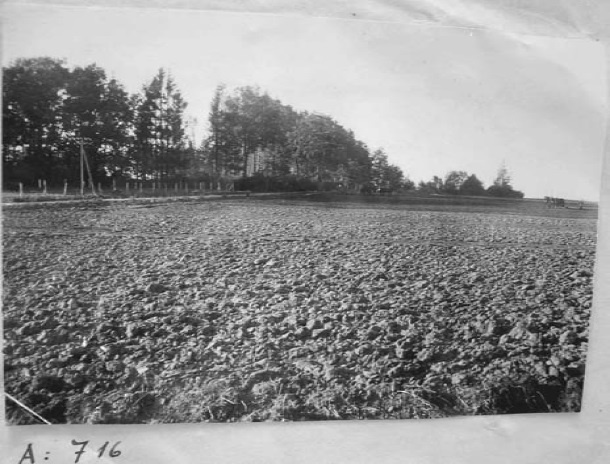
left=112, top=178, right=117, bottom=191
left=98, top=182, right=102, bottom=194
left=43, top=180, right=47, bottom=195
left=38, top=179, right=42, bottom=189
left=126, top=182, right=130, bottom=194
left=63, top=180, right=68, bottom=195
left=139, top=182, right=143, bottom=194
left=19, top=182, right=23, bottom=198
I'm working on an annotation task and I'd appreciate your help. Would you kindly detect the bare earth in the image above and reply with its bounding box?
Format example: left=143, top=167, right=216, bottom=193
left=3, top=196, right=596, bottom=423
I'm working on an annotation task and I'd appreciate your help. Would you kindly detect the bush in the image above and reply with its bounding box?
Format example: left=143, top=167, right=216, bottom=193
left=486, top=185, right=524, bottom=199
left=234, top=175, right=317, bottom=193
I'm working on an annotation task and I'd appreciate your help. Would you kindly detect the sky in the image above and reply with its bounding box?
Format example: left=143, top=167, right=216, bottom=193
left=2, top=3, right=607, bottom=200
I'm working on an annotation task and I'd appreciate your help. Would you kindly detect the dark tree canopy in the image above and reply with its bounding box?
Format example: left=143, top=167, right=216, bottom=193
left=3, top=57, right=70, bottom=184
left=4, top=57, right=525, bottom=197
left=459, top=174, right=486, bottom=196
left=486, top=164, right=524, bottom=198
left=418, top=167, right=523, bottom=199
left=133, top=68, right=188, bottom=181
left=200, top=85, right=399, bottom=191
left=443, top=170, right=469, bottom=195
left=3, top=60, right=191, bottom=187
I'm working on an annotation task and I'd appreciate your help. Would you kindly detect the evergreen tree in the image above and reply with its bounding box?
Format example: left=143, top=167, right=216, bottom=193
left=487, top=163, right=524, bottom=198
left=134, top=68, right=188, bottom=181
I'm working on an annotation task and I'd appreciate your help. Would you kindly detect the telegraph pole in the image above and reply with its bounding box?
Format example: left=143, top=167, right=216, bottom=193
left=79, top=121, right=97, bottom=196
left=80, top=138, right=85, bottom=197
left=83, top=146, right=97, bottom=196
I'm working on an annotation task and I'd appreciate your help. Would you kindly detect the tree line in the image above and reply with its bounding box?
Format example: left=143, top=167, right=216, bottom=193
left=3, top=57, right=523, bottom=197
left=3, top=58, right=189, bottom=188
left=2, top=57, right=409, bottom=193
left=197, top=84, right=411, bottom=192
left=418, top=165, right=524, bottom=198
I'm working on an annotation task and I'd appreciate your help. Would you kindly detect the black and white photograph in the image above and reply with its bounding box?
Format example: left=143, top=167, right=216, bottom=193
left=2, top=2, right=605, bottom=426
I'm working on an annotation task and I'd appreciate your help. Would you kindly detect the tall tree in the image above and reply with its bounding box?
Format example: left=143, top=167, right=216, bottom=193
left=418, top=175, right=444, bottom=193
left=487, top=163, right=524, bottom=198
left=443, top=170, right=469, bottom=194
left=63, top=64, right=133, bottom=183
left=493, top=162, right=511, bottom=188
left=289, top=112, right=347, bottom=180
left=134, top=68, right=189, bottom=181
left=370, top=149, right=405, bottom=190
left=385, top=164, right=405, bottom=191
left=371, top=149, right=389, bottom=188
left=99, top=78, right=135, bottom=178
left=218, top=86, right=295, bottom=177
left=344, top=138, right=372, bottom=190
left=205, top=84, right=229, bottom=175
left=223, top=86, right=262, bottom=176
left=2, top=57, right=69, bottom=184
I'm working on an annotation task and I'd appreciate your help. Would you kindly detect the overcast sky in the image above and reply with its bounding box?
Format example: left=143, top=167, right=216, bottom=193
left=3, top=3, right=607, bottom=200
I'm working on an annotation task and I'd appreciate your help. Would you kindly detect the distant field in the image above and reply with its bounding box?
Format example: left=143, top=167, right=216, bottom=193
left=252, top=193, right=598, bottom=220
left=2, top=190, right=598, bottom=219
left=3, top=197, right=596, bottom=423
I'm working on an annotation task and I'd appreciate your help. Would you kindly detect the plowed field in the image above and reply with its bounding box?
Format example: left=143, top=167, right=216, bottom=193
left=3, top=196, right=596, bottom=423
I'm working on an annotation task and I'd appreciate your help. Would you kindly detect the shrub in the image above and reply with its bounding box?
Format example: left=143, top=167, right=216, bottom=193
left=234, top=175, right=317, bottom=192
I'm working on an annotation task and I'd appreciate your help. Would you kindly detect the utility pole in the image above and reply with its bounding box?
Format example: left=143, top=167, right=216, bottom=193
left=80, top=136, right=97, bottom=196
left=80, top=138, right=85, bottom=197
left=159, top=67, right=166, bottom=184
left=83, top=147, right=97, bottom=196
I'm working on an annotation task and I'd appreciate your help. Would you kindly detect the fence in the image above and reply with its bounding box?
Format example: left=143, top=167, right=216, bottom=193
left=8, top=178, right=236, bottom=199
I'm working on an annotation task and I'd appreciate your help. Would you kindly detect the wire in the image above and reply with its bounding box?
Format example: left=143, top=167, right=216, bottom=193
left=4, top=392, right=52, bottom=425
